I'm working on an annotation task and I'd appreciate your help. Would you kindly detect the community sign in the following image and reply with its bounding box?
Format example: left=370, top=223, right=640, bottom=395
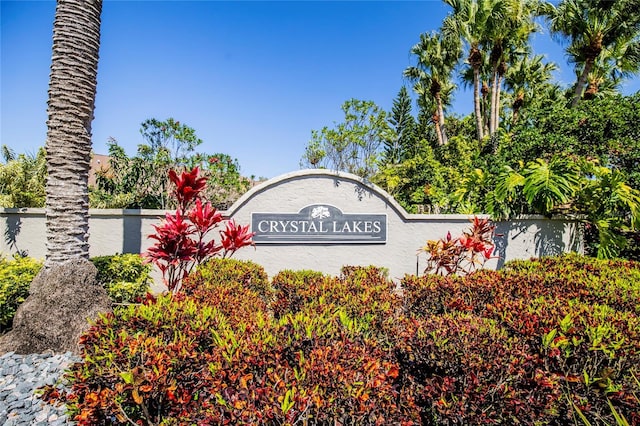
left=252, top=204, right=387, bottom=244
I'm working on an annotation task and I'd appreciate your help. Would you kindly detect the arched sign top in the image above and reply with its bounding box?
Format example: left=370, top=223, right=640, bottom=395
left=227, top=169, right=413, bottom=220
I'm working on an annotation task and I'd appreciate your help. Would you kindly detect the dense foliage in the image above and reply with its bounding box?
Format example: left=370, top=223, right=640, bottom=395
left=44, top=254, right=640, bottom=424
left=0, top=253, right=151, bottom=332
left=0, top=146, right=46, bottom=208
left=298, top=0, right=640, bottom=259
left=0, top=255, right=43, bottom=331
left=90, top=254, right=152, bottom=304
left=90, top=119, right=251, bottom=210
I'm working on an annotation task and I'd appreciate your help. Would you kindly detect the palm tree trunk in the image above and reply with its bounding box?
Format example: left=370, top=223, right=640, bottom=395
left=473, top=67, right=484, bottom=141
left=571, top=58, right=594, bottom=107
left=433, top=112, right=444, bottom=146
left=435, top=92, right=448, bottom=145
left=489, top=66, right=500, bottom=135
left=494, top=73, right=504, bottom=134
left=45, top=0, right=102, bottom=266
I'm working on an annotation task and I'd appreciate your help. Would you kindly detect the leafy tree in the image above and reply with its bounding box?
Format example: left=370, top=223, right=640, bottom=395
left=383, top=87, right=416, bottom=165
left=45, top=0, right=102, bottom=265
left=497, top=93, right=640, bottom=190
left=139, top=118, right=203, bottom=165
left=185, top=153, right=250, bottom=210
left=91, top=125, right=249, bottom=210
left=0, top=147, right=46, bottom=208
left=90, top=139, right=170, bottom=209
left=373, top=143, right=449, bottom=213
left=300, top=99, right=392, bottom=179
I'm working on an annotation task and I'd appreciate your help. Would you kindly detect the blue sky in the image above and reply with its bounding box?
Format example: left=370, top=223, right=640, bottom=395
left=2, top=1, right=639, bottom=179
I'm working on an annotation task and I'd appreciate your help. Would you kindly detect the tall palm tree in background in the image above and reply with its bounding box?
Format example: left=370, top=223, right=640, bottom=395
left=45, top=0, right=102, bottom=266
left=504, top=53, right=558, bottom=123
left=404, top=32, right=460, bottom=145
left=485, top=0, right=544, bottom=135
left=581, top=31, right=640, bottom=99
left=442, top=0, right=497, bottom=141
left=548, top=0, right=640, bottom=107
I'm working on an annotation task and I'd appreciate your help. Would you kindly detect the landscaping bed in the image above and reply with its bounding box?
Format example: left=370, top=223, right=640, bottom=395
left=40, top=254, right=639, bottom=425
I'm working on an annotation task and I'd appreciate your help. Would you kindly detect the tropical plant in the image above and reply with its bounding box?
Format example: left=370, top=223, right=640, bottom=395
left=144, top=167, right=254, bottom=293
left=577, top=161, right=640, bottom=258
left=90, top=254, right=152, bottom=303
left=184, top=153, right=251, bottom=210
left=503, top=53, right=559, bottom=124
left=373, top=144, right=450, bottom=213
left=0, top=255, right=43, bottom=331
left=0, top=146, right=47, bottom=208
left=405, top=31, right=461, bottom=145
left=44, top=0, right=102, bottom=265
left=442, top=0, right=502, bottom=141
left=485, top=156, right=640, bottom=258
left=419, top=216, right=495, bottom=276
left=91, top=127, right=249, bottom=209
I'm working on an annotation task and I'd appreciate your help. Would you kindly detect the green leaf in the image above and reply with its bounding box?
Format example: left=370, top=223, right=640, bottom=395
left=119, top=371, right=134, bottom=385
left=522, top=157, right=580, bottom=214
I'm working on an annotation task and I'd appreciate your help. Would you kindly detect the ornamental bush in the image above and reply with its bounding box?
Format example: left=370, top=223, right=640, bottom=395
left=0, top=255, right=42, bottom=331
left=90, top=254, right=151, bottom=303
left=45, top=264, right=419, bottom=425
left=1, top=254, right=150, bottom=332
left=144, top=167, right=254, bottom=294
left=401, top=253, right=640, bottom=425
left=183, top=258, right=272, bottom=304
left=44, top=255, right=640, bottom=425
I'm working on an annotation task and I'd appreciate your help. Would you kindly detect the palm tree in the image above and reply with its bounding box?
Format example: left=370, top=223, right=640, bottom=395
left=548, top=0, right=640, bottom=106
left=504, top=53, right=558, bottom=123
left=443, top=0, right=488, bottom=141
left=45, top=0, right=102, bottom=266
left=580, top=31, right=640, bottom=99
left=443, top=0, right=514, bottom=141
left=404, top=32, right=460, bottom=145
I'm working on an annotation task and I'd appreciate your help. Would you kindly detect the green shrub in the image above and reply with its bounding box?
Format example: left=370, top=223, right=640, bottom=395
left=272, top=266, right=401, bottom=344
left=90, top=254, right=151, bottom=303
left=0, top=255, right=42, bottom=331
left=183, top=257, right=272, bottom=304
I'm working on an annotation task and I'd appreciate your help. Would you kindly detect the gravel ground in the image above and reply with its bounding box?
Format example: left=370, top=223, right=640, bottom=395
left=0, top=351, right=79, bottom=425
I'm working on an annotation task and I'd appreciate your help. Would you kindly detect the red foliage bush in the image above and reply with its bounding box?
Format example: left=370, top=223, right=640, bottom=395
left=43, top=255, right=640, bottom=425
left=401, top=253, right=640, bottom=425
left=145, top=167, right=254, bottom=293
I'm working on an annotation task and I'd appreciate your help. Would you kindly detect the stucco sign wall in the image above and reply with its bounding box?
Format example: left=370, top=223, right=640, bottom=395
left=227, top=169, right=583, bottom=280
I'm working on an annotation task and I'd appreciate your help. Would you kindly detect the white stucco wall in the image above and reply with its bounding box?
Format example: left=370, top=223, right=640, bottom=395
left=0, top=170, right=582, bottom=287
left=227, top=170, right=583, bottom=279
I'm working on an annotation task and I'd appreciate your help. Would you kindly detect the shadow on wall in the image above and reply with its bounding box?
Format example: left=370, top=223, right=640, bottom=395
left=331, top=176, right=376, bottom=202
left=122, top=211, right=142, bottom=254
left=493, top=220, right=582, bottom=269
left=4, top=215, right=27, bottom=257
